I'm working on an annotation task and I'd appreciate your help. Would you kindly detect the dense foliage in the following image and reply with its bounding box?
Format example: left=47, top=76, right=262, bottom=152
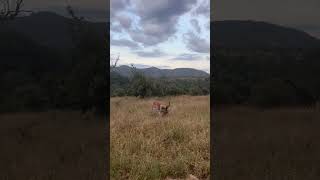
left=0, top=20, right=108, bottom=113
left=213, top=48, right=320, bottom=107
left=110, top=68, right=210, bottom=98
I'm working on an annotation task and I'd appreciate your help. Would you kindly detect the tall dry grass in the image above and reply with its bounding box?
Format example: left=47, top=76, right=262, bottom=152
left=0, top=111, right=106, bottom=180
left=213, top=106, right=320, bottom=180
left=110, top=96, right=210, bottom=180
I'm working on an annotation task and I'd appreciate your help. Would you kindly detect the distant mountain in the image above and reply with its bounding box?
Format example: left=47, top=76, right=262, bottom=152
left=212, top=20, right=320, bottom=48
left=113, top=65, right=209, bottom=79
left=1, top=11, right=107, bottom=50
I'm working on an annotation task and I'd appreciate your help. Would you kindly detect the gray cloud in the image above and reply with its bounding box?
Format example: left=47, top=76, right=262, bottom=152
left=116, top=14, right=132, bottom=29
left=206, top=22, right=210, bottom=30
left=110, top=0, right=130, bottom=18
left=128, top=23, right=177, bottom=46
left=135, top=49, right=167, bottom=57
left=171, top=53, right=202, bottom=61
left=194, top=0, right=210, bottom=17
left=132, top=0, right=196, bottom=22
left=111, top=23, right=123, bottom=32
left=126, top=0, right=197, bottom=46
left=111, top=38, right=141, bottom=49
left=190, top=19, right=201, bottom=33
left=184, top=32, right=210, bottom=53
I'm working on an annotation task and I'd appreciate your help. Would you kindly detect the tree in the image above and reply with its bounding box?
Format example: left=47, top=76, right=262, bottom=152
left=0, top=0, right=31, bottom=22
left=128, top=65, right=152, bottom=98
left=110, top=54, right=120, bottom=71
left=65, top=5, right=108, bottom=115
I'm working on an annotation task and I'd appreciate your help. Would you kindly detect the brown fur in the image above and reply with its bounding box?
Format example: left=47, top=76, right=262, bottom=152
left=152, top=101, right=171, bottom=116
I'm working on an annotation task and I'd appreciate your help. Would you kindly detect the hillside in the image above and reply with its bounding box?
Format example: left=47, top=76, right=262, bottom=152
left=113, top=65, right=209, bottom=79
left=212, top=20, right=320, bottom=106
left=1, top=11, right=107, bottom=50
left=0, top=11, right=107, bottom=112
left=212, top=20, right=320, bottom=49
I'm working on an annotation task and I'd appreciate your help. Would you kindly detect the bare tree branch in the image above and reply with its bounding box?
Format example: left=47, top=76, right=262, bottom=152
left=66, top=5, right=84, bottom=22
left=0, top=0, right=32, bottom=22
left=110, top=54, right=120, bottom=71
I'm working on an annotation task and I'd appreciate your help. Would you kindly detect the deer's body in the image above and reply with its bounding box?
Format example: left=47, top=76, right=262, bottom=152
left=152, top=101, right=170, bottom=116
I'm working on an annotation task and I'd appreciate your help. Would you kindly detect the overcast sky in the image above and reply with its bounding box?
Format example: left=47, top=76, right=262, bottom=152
left=213, top=0, right=320, bottom=38
left=110, top=0, right=210, bottom=73
left=22, top=0, right=319, bottom=73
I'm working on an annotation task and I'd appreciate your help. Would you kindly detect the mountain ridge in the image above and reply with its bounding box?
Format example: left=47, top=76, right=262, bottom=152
left=212, top=20, right=320, bottom=48
left=1, top=11, right=107, bottom=50
left=113, top=65, right=209, bottom=79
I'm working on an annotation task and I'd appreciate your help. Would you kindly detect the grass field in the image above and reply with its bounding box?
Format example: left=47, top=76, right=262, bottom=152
left=0, top=111, right=106, bottom=180
left=110, top=96, right=210, bottom=180
left=213, top=106, right=320, bottom=180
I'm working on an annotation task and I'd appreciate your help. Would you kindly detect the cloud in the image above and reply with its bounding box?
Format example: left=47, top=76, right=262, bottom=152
left=206, top=22, right=210, bottom=30
left=132, top=0, right=196, bottom=22
left=190, top=19, right=201, bottom=33
left=126, top=0, right=197, bottom=46
left=135, top=49, right=167, bottom=57
left=183, top=32, right=210, bottom=53
left=110, top=0, right=130, bottom=18
left=111, top=23, right=123, bottom=32
left=116, top=14, right=132, bottom=29
left=171, top=53, right=202, bottom=61
left=193, top=0, right=210, bottom=17
left=128, top=27, right=176, bottom=46
left=111, top=38, right=141, bottom=49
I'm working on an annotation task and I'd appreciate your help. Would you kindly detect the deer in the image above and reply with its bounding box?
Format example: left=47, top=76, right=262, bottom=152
left=152, top=101, right=171, bottom=116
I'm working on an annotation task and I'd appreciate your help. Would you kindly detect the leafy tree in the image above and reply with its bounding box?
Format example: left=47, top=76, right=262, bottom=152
left=129, top=70, right=152, bottom=98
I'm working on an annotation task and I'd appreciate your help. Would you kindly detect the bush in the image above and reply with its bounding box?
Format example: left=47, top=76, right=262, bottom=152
left=128, top=71, right=152, bottom=98
left=248, top=79, right=297, bottom=107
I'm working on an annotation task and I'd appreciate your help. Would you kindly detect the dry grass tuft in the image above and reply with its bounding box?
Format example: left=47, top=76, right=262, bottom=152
left=0, top=111, right=106, bottom=180
left=214, top=106, right=320, bottom=180
left=111, top=96, right=210, bottom=180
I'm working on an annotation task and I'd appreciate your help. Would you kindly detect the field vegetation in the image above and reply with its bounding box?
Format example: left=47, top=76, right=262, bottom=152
left=213, top=106, right=320, bottom=179
left=110, top=96, right=210, bottom=180
left=0, top=111, right=106, bottom=180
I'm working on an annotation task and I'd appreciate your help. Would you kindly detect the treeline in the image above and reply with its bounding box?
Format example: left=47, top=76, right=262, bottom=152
left=110, top=68, right=210, bottom=97
left=213, top=48, right=320, bottom=107
left=0, top=17, right=108, bottom=113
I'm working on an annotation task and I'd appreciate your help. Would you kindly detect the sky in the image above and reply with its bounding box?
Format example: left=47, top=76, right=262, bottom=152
left=110, top=0, right=210, bottom=73
left=20, top=0, right=320, bottom=73
left=213, top=0, right=320, bottom=39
